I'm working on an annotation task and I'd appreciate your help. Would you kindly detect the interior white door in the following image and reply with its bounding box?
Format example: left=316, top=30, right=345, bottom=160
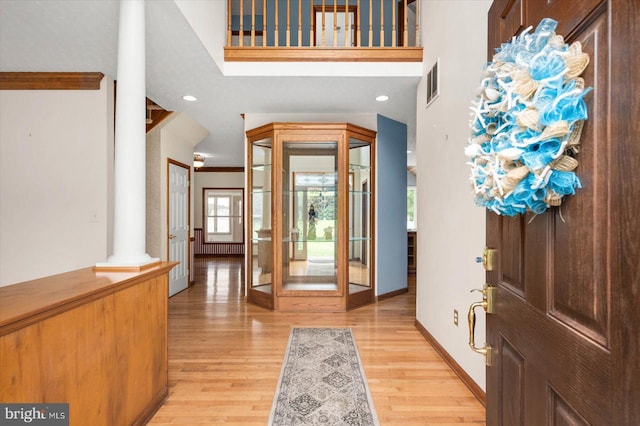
left=168, top=162, right=189, bottom=296
left=315, top=11, right=355, bottom=47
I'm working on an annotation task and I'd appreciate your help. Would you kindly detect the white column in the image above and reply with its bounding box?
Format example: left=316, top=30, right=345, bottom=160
left=98, top=0, right=157, bottom=268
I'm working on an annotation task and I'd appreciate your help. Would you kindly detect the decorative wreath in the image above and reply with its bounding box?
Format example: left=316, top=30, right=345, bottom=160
left=466, top=18, right=591, bottom=216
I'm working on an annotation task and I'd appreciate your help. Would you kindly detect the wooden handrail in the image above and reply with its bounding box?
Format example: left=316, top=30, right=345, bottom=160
left=224, top=46, right=423, bottom=62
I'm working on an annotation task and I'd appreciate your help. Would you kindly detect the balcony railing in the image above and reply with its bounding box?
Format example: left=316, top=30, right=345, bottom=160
left=225, top=0, right=422, bottom=62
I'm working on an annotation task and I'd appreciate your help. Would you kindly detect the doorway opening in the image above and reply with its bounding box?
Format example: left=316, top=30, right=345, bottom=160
left=313, top=5, right=357, bottom=47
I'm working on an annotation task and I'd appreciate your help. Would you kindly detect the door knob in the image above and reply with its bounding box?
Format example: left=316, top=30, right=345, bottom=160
left=468, top=284, right=495, bottom=366
left=168, top=234, right=176, bottom=239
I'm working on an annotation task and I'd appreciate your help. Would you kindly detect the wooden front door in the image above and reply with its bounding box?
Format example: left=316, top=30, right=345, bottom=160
left=484, top=0, right=639, bottom=424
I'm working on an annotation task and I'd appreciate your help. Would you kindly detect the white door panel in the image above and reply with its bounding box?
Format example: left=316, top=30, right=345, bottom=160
left=168, top=162, right=189, bottom=296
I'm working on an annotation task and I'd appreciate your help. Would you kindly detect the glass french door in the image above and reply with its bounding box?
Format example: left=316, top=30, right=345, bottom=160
left=281, top=142, right=339, bottom=294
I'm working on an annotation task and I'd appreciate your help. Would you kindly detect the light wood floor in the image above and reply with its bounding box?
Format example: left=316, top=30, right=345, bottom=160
left=148, top=256, right=485, bottom=425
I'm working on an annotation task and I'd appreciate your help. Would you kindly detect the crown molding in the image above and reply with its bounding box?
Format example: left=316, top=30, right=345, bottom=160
left=0, top=72, right=104, bottom=90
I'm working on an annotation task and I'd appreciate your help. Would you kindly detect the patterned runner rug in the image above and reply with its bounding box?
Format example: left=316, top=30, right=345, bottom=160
left=268, top=328, right=380, bottom=426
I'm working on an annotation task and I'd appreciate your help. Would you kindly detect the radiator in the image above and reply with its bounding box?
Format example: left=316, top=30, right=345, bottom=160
left=194, top=228, right=245, bottom=255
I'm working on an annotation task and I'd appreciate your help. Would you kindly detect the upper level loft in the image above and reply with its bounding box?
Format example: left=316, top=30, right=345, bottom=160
left=224, top=0, right=422, bottom=64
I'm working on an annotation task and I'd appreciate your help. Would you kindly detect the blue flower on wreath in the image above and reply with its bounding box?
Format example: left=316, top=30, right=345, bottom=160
left=465, top=18, right=591, bottom=216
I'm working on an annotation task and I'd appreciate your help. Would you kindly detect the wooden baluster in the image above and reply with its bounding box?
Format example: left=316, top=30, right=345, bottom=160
left=392, top=0, right=396, bottom=47
left=415, top=0, right=420, bottom=47
left=286, top=0, right=290, bottom=46
left=310, top=2, right=314, bottom=47
left=263, top=0, right=267, bottom=47
left=403, top=0, right=408, bottom=47
left=333, top=2, right=338, bottom=47
left=251, top=0, right=255, bottom=47
left=368, top=0, right=373, bottom=47
left=322, top=0, right=326, bottom=47
left=344, top=0, right=349, bottom=47
left=356, top=0, right=361, bottom=46
left=380, top=0, right=384, bottom=47
left=298, top=0, right=302, bottom=47
left=275, top=0, right=279, bottom=47
left=227, top=0, right=232, bottom=46
left=239, top=0, right=244, bottom=47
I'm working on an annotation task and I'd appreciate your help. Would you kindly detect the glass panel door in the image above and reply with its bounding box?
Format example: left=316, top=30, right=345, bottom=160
left=348, top=139, right=372, bottom=295
left=249, top=138, right=272, bottom=299
left=281, top=142, right=338, bottom=292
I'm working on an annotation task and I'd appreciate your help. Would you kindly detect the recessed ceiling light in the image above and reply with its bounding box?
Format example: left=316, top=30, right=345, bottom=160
left=376, top=95, right=390, bottom=102
left=182, top=95, right=198, bottom=102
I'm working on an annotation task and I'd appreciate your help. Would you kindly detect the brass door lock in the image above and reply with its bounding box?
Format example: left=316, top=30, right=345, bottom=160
left=468, top=284, right=495, bottom=366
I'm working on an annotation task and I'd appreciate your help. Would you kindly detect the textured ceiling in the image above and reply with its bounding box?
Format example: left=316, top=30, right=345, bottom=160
left=0, top=0, right=419, bottom=167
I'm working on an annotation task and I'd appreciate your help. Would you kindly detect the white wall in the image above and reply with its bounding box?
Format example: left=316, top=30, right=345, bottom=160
left=146, top=125, right=163, bottom=259
left=0, top=77, right=114, bottom=286
left=416, top=1, right=492, bottom=390
left=175, top=0, right=226, bottom=73
left=146, top=112, right=208, bottom=260
left=194, top=172, right=244, bottom=229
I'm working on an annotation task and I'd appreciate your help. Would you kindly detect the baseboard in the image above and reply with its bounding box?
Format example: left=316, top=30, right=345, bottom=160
left=194, top=253, right=244, bottom=257
left=414, top=319, right=486, bottom=407
left=376, top=287, right=408, bottom=301
left=131, top=386, right=168, bottom=425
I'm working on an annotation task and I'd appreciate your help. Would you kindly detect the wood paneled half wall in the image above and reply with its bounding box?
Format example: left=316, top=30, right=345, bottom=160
left=0, top=262, right=177, bottom=425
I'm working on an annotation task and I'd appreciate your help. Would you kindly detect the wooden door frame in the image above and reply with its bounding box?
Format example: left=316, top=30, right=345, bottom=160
left=397, top=0, right=417, bottom=47
left=609, top=0, right=640, bottom=421
left=275, top=136, right=343, bottom=299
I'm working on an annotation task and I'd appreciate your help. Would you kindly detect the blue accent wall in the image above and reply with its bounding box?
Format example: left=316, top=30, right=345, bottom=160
left=377, top=114, right=407, bottom=295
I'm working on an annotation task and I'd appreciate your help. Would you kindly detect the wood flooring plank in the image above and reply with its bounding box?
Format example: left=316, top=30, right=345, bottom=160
left=148, top=256, right=485, bottom=425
